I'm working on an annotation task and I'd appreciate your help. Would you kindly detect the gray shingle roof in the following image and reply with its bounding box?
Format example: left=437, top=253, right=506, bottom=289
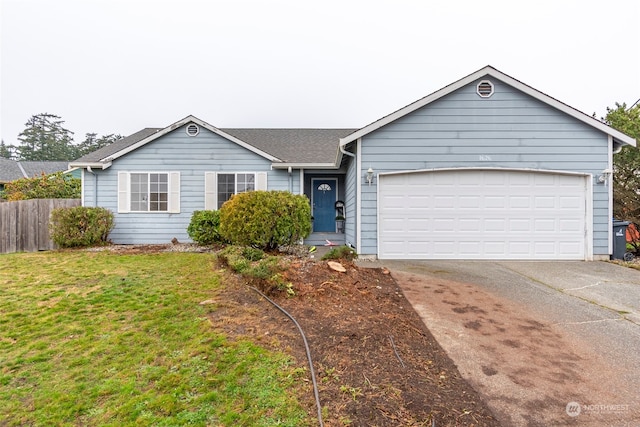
left=0, top=157, right=23, bottom=182
left=73, top=128, right=161, bottom=163
left=221, top=129, right=357, bottom=163
left=0, top=158, right=71, bottom=183
left=73, top=126, right=357, bottom=165
left=20, top=161, right=70, bottom=176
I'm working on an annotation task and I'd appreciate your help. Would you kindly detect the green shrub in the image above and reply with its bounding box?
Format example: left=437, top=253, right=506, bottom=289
left=49, top=206, right=114, bottom=248
left=187, top=210, right=223, bottom=245
left=2, top=172, right=80, bottom=201
left=218, top=246, right=293, bottom=296
left=242, top=247, right=265, bottom=261
left=219, top=191, right=311, bottom=251
left=321, top=245, right=357, bottom=261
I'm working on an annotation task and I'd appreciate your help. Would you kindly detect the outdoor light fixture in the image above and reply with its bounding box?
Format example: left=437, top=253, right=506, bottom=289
left=597, top=168, right=612, bottom=184
left=366, top=167, right=374, bottom=186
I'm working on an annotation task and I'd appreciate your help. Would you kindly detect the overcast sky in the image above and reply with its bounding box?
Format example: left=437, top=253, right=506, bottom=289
left=1, top=0, right=639, bottom=146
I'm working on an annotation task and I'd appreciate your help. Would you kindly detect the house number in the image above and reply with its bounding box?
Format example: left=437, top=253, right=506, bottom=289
left=479, top=155, right=492, bottom=161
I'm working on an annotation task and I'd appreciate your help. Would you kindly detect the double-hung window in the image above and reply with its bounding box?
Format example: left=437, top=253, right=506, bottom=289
left=216, top=173, right=255, bottom=209
left=131, top=173, right=168, bottom=211
left=204, top=172, right=267, bottom=210
left=118, top=171, right=180, bottom=213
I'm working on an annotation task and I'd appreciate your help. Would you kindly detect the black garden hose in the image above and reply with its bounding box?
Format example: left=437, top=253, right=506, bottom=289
left=248, top=286, right=324, bottom=427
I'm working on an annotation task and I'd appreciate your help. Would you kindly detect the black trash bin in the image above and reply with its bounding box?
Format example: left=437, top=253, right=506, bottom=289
left=612, top=219, right=630, bottom=260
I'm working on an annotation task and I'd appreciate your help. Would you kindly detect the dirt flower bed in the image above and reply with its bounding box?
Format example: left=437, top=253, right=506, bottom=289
left=212, top=254, right=499, bottom=426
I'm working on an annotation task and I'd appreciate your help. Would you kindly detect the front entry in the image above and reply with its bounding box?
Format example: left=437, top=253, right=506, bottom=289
left=312, top=178, right=337, bottom=232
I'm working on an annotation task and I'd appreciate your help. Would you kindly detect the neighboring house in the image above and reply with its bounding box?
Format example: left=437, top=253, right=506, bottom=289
left=69, top=66, right=636, bottom=260
left=0, top=158, right=78, bottom=194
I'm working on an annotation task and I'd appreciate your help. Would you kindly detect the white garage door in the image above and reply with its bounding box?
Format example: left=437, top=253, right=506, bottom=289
left=378, top=169, right=588, bottom=260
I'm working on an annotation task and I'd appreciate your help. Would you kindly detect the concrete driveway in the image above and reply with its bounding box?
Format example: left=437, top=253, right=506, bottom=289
left=359, top=260, right=640, bottom=426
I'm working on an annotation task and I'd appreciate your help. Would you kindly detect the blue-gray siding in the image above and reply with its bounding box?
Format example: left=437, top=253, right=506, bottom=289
left=84, top=125, right=297, bottom=244
left=357, top=77, right=610, bottom=256
left=344, top=150, right=358, bottom=248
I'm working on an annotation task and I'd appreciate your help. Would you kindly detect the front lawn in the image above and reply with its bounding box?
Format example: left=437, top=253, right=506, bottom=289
left=0, top=251, right=309, bottom=426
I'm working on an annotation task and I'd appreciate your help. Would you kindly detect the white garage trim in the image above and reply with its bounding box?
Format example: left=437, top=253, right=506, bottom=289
left=377, top=168, right=593, bottom=260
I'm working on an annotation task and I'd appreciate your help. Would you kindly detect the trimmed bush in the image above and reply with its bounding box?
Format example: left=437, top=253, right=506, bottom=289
left=219, top=191, right=311, bottom=250
left=49, top=206, right=114, bottom=248
left=187, top=210, right=223, bottom=245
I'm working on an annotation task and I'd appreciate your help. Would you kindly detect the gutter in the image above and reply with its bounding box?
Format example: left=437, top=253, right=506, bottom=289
left=272, top=162, right=338, bottom=170
left=68, top=161, right=112, bottom=170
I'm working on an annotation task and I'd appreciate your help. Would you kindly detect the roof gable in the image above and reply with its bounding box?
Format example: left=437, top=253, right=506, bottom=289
left=70, top=116, right=282, bottom=169
left=340, top=65, right=636, bottom=148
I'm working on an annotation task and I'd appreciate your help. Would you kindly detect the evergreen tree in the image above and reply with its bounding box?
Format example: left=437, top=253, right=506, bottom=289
left=16, top=113, right=77, bottom=160
left=77, top=133, right=122, bottom=157
left=0, top=139, right=17, bottom=159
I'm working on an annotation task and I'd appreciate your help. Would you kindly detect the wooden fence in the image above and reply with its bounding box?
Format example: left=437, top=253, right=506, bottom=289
left=0, top=199, right=81, bottom=254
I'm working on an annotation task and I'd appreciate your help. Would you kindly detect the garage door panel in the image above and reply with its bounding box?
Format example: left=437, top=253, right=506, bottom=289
left=407, top=218, right=430, bottom=232
left=559, top=219, right=582, bottom=232
left=509, top=196, right=531, bottom=209
left=380, top=218, right=405, bottom=232
left=379, top=170, right=587, bottom=260
left=459, top=196, right=481, bottom=208
left=535, top=197, right=556, bottom=209
left=560, top=197, right=582, bottom=209
left=407, top=195, right=430, bottom=208
left=485, top=219, right=506, bottom=232
left=509, top=219, right=532, bottom=232
left=484, top=241, right=506, bottom=255
left=433, top=218, right=455, bottom=231
left=534, top=219, right=556, bottom=232
left=434, top=196, right=455, bottom=208
left=485, top=196, right=506, bottom=209
left=459, top=219, right=481, bottom=232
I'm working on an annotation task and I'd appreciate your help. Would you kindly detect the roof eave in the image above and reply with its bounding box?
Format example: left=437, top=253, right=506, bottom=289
left=68, top=161, right=112, bottom=170
left=272, top=162, right=339, bottom=170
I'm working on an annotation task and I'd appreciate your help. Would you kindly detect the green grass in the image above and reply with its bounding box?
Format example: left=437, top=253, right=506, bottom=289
left=0, top=251, right=310, bottom=426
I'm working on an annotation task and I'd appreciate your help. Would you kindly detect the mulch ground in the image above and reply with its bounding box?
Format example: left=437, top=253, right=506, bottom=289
left=211, top=254, right=500, bottom=427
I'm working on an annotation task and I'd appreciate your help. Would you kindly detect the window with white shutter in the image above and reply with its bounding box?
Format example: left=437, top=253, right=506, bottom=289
left=117, top=172, right=180, bottom=213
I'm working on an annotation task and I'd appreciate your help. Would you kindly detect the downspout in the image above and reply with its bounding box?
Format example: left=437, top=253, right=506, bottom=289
left=86, top=166, right=97, bottom=207
left=340, top=142, right=357, bottom=249
left=339, top=143, right=356, bottom=159
left=288, top=166, right=293, bottom=193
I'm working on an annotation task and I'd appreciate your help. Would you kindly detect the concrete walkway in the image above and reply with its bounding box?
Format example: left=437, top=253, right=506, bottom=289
left=358, top=260, right=640, bottom=426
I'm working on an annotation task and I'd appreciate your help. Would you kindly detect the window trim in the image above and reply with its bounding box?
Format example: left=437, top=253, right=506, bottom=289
left=204, top=171, right=268, bottom=210
left=117, top=171, right=180, bottom=213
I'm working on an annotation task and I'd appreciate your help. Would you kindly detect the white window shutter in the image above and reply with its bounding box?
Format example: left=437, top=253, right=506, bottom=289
left=168, top=172, right=181, bottom=213
left=256, top=172, right=268, bottom=190
left=204, top=172, right=216, bottom=210
left=117, top=172, right=129, bottom=213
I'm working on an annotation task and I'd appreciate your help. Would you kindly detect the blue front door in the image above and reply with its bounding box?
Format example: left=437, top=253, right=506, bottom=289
left=312, top=179, right=337, bottom=232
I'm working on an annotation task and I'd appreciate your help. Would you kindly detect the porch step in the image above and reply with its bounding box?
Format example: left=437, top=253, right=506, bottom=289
left=304, top=232, right=346, bottom=247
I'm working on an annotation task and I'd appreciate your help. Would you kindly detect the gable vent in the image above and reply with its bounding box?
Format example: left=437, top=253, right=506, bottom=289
left=477, top=80, right=494, bottom=98
left=186, top=123, right=200, bottom=136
